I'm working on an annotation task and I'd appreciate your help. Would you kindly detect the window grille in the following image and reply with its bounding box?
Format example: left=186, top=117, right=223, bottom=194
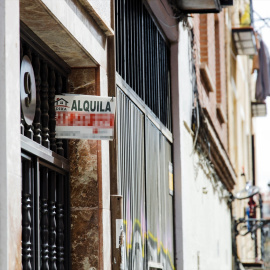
left=115, top=0, right=172, bottom=131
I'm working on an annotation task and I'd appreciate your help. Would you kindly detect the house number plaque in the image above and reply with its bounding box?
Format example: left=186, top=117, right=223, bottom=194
left=20, top=55, right=36, bottom=126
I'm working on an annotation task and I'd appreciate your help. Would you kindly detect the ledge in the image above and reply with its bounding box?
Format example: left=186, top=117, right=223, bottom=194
left=242, top=262, right=264, bottom=269
left=216, top=104, right=227, bottom=124
left=146, top=0, right=178, bottom=42
left=200, top=63, right=215, bottom=93
left=21, top=135, right=69, bottom=172
left=183, top=121, right=194, bottom=137
left=78, top=0, right=114, bottom=36
left=20, top=0, right=107, bottom=68
left=197, top=111, right=236, bottom=191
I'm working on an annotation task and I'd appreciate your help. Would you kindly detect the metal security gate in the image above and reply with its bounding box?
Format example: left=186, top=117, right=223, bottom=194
left=145, top=119, right=174, bottom=270
left=21, top=152, right=69, bottom=269
left=20, top=23, right=71, bottom=270
left=117, top=88, right=175, bottom=270
left=117, top=88, right=147, bottom=269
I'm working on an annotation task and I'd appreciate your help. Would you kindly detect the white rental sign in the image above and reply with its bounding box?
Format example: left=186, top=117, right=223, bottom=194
left=55, top=95, right=116, bottom=140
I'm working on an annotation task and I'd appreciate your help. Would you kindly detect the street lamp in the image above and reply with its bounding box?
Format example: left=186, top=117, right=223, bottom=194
left=234, top=182, right=259, bottom=200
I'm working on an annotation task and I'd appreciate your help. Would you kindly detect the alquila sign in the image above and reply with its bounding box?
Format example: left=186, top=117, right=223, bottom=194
left=57, top=99, right=112, bottom=113
left=20, top=55, right=116, bottom=140
left=55, top=94, right=116, bottom=140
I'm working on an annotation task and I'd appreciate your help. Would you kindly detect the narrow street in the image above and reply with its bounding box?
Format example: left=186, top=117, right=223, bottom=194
left=1, top=0, right=270, bottom=269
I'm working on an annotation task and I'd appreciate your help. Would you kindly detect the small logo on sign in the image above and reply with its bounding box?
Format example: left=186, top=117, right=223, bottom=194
left=55, top=98, right=70, bottom=111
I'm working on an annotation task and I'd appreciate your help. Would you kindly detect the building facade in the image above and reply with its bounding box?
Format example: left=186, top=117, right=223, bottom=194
left=0, top=0, right=262, bottom=270
left=2, top=0, right=113, bottom=268
left=174, top=10, right=236, bottom=270
left=1, top=0, right=177, bottom=269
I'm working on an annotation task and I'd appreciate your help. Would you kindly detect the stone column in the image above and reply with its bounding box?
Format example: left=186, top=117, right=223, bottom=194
left=0, top=0, right=21, bottom=269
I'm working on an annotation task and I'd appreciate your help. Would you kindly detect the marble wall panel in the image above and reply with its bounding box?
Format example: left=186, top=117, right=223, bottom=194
left=71, top=209, right=99, bottom=269
left=68, top=68, right=96, bottom=95
left=69, top=139, right=98, bottom=208
left=69, top=67, right=102, bottom=269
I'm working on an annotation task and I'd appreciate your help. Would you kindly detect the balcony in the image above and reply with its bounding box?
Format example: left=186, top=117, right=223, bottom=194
left=232, top=27, right=257, bottom=55
left=174, top=0, right=233, bottom=13
left=251, top=102, right=267, bottom=117
left=232, top=0, right=257, bottom=55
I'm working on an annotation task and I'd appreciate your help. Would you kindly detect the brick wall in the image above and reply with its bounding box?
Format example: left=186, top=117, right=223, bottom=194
left=215, top=14, right=221, bottom=103
left=194, top=11, right=228, bottom=151
left=215, top=13, right=228, bottom=150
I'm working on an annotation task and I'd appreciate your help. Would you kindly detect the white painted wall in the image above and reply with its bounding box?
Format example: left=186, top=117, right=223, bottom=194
left=173, top=23, right=232, bottom=270
left=87, top=0, right=111, bottom=28
left=0, top=0, right=21, bottom=269
left=41, top=0, right=108, bottom=68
